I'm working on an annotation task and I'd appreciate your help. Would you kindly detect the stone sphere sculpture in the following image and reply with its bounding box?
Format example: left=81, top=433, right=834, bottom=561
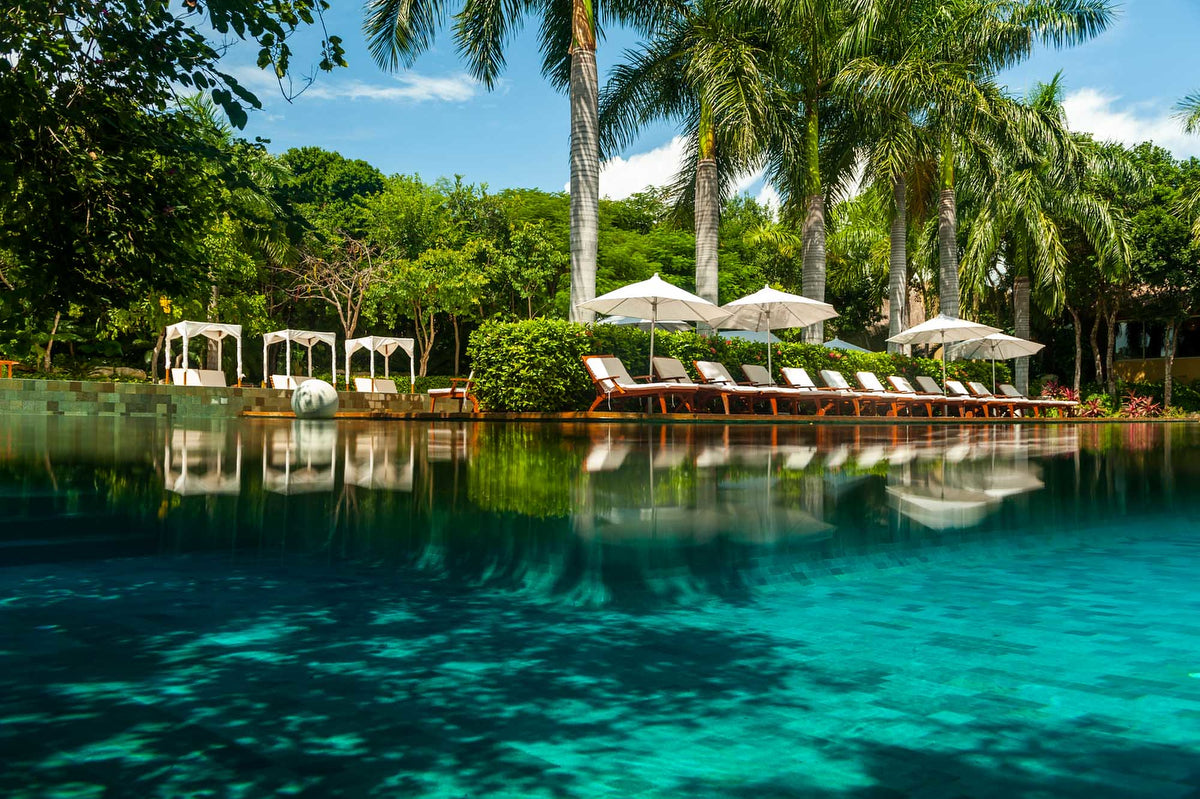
left=291, top=379, right=339, bottom=419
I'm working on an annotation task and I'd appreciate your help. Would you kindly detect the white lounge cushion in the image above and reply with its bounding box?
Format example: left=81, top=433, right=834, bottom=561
left=355, top=377, right=398, bottom=394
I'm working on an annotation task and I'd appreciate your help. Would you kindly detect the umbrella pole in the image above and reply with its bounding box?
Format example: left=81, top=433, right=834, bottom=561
left=765, top=309, right=772, bottom=377
left=992, top=356, right=997, bottom=394
left=941, top=333, right=947, bottom=394
left=648, top=300, right=657, bottom=414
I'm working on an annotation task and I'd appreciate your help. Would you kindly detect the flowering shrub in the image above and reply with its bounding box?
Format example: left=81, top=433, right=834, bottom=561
left=1122, top=390, right=1162, bottom=418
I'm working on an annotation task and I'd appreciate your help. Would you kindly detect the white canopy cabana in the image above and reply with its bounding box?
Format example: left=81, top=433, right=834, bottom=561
left=263, top=329, right=337, bottom=387
left=344, top=336, right=416, bottom=392
left=165, top=321, right=243, bottom=385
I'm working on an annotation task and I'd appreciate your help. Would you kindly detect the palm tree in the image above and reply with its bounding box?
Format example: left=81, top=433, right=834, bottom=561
left=598, top=0, right=787, bottom=306
left=961, top=76, right=1136, bottom=393
left=842, top=0, right=1116, bottom=323
left=739, top=0, right=862, bottom=343
left=363, top=0, right=672, bottom=323
left=1178, top=92, right=1200, bottom=242
left=1179, top=93, right=1200, bottom=133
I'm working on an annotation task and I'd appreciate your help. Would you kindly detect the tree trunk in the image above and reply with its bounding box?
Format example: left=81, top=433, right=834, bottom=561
left=937, top=140, right=958, bottom=318
left=206, top=283, right=220, bottom=369
left=801, top=192, right=826, bottom=342
left=1068, top=307, right=1082, bottom=395
left=43, top=310, right=61, bottom=372
left=694, top=157, right=719, bottom=305
left=1089, top=310, right=1103, bottom=386
left=1104, top=302, right=1119, bottom=396
left=1164, top=321, right=1177, bottom=409
left=567, top=3, right=599, bottom=324
left=452, top=314, right=461, bottom=376
left=150, top=329, right=165, bottom=383
left=1013, top=274, right=1031, bottom=393
left=419, top=311, right=434, bottom=377
left=887, top=174, right=907, bottom=353
left=801, top=104, right=825, bottom=343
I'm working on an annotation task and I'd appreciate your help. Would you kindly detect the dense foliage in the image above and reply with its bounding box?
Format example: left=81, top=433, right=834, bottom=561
left=0, top=0, right=1196, bottom=412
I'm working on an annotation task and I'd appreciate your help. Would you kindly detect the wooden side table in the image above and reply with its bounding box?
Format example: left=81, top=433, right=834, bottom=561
left=0, top=360, right=16, bottom=378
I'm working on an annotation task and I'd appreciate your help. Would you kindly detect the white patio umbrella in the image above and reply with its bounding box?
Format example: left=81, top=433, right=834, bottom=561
left=577, top=273, right=728, bottom=375
left=886, top=315, right=1002, bottom=392
left=718, top=285, right=839, bottom=374
left=952, top=333, right=1045, bottom=392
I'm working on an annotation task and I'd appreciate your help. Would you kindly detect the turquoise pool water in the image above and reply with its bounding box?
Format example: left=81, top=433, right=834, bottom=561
left=1, top=416, right=1198, bottom=797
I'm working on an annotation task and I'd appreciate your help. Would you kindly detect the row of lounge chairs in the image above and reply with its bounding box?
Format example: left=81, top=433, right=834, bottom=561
left=582, top=354, right=1076, bottom=418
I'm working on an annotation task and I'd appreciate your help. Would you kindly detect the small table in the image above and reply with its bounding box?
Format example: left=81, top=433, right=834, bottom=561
left=0, top=360, right=16, bottom=378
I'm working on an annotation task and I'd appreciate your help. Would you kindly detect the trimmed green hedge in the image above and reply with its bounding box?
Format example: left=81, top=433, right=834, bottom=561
left=467, top=320, right=1012, bottom=412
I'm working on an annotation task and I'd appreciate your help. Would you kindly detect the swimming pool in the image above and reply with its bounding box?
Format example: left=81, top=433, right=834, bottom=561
left=2, top=416, right=1198, bottom=797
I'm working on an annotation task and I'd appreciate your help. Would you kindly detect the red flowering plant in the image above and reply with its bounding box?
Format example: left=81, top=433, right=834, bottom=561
left=1122, top=390, right=1162, bottom=418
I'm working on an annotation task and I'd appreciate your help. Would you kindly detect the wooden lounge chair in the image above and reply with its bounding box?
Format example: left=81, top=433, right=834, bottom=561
left=740, top=364, right=847, bottom=416
left=651, top=356, right=742, bottom=414
left=885, top=376, right=959, bottom=417
left=945, top=379, right=1011, bottom=418
left=583, top=355, right=698, bottom=413
left=853, top=371, right=926, bottom=417
left=778, top=367, right=861, bottom=415
left=956, top=380, right=1032, bottom=417
left=998, top=383, right=1077, bottom=415
left=819, top=369, right=895, bottom=416
left=693, top=361, right=775, bottom=414
left=912, top=375, right=988, bottom=417
left=429, top=370, right=479, bottom=412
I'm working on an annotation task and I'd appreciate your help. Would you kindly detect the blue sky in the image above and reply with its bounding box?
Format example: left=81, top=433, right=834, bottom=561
left=231, top=1, right=1200, bottom=202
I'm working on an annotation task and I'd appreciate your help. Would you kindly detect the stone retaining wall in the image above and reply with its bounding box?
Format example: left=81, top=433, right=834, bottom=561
left=0, top=379, right=425, bottom=419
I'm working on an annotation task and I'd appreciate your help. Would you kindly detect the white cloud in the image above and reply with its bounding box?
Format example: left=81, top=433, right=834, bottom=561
left=305, top=73, right=480, bottom=103
left=1062, top=88, right=1199, bottom=158
left=227, top=66, right=481, bottom=104
left=755, top=183, right=781, bottom=213
left=592, top=136, right=688, bottom=199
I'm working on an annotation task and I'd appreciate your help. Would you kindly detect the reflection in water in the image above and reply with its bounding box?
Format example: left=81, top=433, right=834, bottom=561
left=164, top=428, right=242, bottom=496
left=1, top=417, right=1198, bottom=605
left=261, top=422, right=337, bottom=495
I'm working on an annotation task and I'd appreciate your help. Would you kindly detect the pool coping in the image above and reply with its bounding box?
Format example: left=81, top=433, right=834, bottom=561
left=240, top=409, right=1200, bottom=425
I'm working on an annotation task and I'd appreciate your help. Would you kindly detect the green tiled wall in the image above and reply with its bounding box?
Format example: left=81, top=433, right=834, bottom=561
left=0, top=379, right=425, bottom=419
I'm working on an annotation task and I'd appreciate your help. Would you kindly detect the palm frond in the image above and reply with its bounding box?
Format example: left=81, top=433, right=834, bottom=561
left=364, top=0, right=454, bottom=71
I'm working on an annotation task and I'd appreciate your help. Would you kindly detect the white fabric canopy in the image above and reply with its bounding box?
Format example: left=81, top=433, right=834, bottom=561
left=164, top=321, right=243, bottom=384
left=719, top=285, right=838, bottom=373
left=951, top=332, right=1045, bottom=392
left=886, top=314, right=1001, bottom=390
left=263, top=329, right=337, bottom=384
left=577, top=273, right=728, bottom=374
left=345, top=336, right=416, bottom=392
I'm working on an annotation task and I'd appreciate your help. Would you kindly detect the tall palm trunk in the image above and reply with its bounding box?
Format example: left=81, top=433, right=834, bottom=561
left=1067, top=306, right=1082, bottom=394
left=694, top=103, right=719, bottom=322
left=801, top=105, right=826, bottom=343
left=1089, top=311, right=1103, bottom=385
left=937, top=138, right=959, bottom=318
left=1164, top=321, right=1178, bottom=409
left=887, top=174, right=907, bottom=353
left=1013, top=273, right=1031, bottom=393
left=568, top=0, right=599, bottom=324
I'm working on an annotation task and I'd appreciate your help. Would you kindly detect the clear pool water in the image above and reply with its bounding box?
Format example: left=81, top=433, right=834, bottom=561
left=2, top=416, right=1199, bottom=797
